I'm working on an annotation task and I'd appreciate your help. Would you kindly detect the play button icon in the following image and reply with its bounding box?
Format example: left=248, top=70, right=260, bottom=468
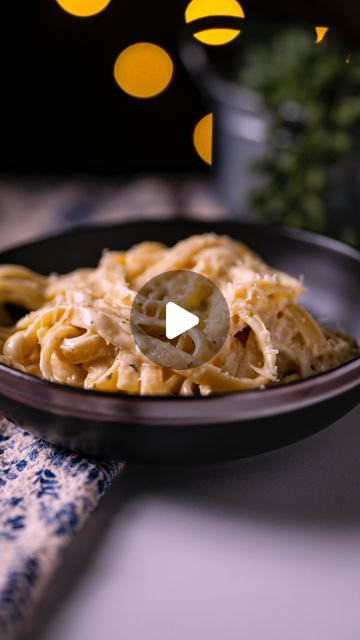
left=165, top=302, right=199, bottom=340
left=130, top=270, right=230, bottom=370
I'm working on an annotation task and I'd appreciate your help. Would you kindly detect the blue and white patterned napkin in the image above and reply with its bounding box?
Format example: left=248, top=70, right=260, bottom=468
left=0, top=417, right=123, bottom=640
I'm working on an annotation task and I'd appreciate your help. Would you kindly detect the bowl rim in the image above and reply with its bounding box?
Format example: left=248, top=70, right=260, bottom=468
left=0, top=218, right=359, bottom=426
left=0, top=216, right=359, bottom=262
left=0, top=355, right=359, bottom=425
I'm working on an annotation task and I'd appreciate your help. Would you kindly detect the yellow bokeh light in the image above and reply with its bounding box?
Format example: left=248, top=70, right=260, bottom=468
left=185, top=0, right=244, bottom=21
left=56, top=0, right=111, bottom=17
left=193, top=113, right=213, bottom=165
left=113, top=43, right=174, bottom=99
left=315, top=26, right=329, bottom=44
left=185, top=0, right=244, bottom=46
left=193, top=28, right=241, bottom=45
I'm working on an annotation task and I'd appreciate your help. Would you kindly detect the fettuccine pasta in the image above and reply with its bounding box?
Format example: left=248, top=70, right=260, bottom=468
left=0, top=234, right=356, bottom=395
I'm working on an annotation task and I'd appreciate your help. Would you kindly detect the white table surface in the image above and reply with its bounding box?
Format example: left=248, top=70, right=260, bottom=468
left=24, top=404, right=360, bottom=640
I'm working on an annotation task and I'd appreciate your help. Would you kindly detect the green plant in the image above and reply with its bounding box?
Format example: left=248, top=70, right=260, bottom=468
left=236, top=26, right=360, bottom=245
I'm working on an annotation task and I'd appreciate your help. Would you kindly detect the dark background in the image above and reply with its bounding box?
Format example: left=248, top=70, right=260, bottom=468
left=1, top=0, right=359, bottom=175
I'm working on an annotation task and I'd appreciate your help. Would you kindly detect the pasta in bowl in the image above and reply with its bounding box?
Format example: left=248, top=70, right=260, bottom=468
left=0, top=233, right=356, bottom=396
left=0, top=219, right=359, bottom=461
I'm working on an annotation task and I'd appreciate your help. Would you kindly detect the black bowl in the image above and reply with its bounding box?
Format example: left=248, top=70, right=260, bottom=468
left=0, top=219, right=359, bottom=463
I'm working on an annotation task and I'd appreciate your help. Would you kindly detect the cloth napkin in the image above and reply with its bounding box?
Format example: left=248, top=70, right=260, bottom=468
left=0, top=419, right=122, bottom=640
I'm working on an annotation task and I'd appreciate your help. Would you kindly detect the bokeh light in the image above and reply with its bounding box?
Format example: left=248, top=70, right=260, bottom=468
left=56, top=0, right=111, bottom=17
left=113, top=43, right=174, bottom=99
left=185, top=0, right=244, bottom=46
left=193, top=113, right=213, bottom=165
left=315, top=26, right=329, bottom=44
left=193, top=28, right=241, bottom=46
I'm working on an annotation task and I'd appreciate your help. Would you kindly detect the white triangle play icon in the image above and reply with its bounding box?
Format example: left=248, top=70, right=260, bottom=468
left=165, top=302, right=199, bottom=340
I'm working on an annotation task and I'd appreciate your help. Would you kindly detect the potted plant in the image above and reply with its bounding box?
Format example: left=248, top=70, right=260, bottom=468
left=181, top=20, right=360, bottom=245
